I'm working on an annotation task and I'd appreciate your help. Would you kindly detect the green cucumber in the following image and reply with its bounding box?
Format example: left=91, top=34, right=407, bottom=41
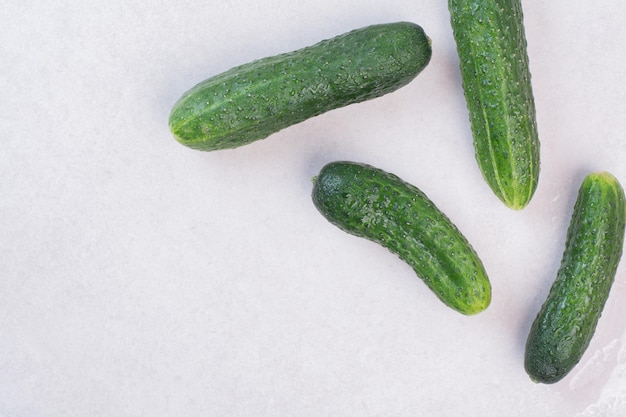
left=169, top=22, right=432, bottom=151
left=524, top=172, right=626, bottom=384
left=311, top=161, right=491, bottom=315
left=448, top=0, right=540, bottom=210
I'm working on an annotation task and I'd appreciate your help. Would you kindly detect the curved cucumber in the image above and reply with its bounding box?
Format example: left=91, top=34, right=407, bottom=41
left=169, top=22, right=432, bottom=151
left=524, top=172, right=626, bottom=383
left=312, top=161, right=491, bottom=315
left=448, top=0, right=540, bottom=209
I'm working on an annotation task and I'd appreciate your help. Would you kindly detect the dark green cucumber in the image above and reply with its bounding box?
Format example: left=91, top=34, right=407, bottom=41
left=448, top=0, right=540, bottom=209
left=312, top=161, right=491, bottom=315
left=169, top=22, right=432, bottom=151
left=524, top=172, right=626, bottom=384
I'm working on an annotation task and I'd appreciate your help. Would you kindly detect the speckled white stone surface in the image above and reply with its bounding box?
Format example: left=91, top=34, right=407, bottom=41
left=2, top=1, right=626, bottom=416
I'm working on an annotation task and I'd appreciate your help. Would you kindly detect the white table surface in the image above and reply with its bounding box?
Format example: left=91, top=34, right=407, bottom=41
left=2, top=1, right=626, bottom=416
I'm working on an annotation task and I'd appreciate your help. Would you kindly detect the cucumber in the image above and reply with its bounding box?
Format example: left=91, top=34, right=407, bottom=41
left=524, top=172, right=626, bottom=384
left=311, top=161, right=491, bottom=315
left=169, top=22, right=432, bottom=151
left=448, top=0, right=540, bottom=210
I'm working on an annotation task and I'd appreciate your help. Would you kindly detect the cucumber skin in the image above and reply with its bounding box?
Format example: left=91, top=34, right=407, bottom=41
left=312, top=161, right=491, bottom=315
left=524, top=172, right=626, bottom=384
left=169, top=22, right=432, bottom=151
left=448, top=0, right=540, bottom=210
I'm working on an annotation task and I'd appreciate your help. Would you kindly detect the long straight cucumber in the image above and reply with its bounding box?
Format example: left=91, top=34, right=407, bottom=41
left=169, top=22, right=432, bottom=151
left=524, top=172, right=626, bottom=383
left=448, top=0, right=540, bottom=209
left=312, top=161, right=491, bottom=315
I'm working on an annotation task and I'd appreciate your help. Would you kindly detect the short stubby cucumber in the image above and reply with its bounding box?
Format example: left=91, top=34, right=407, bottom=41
left=169, top=22, right=432, bottom=151
left=312, top=161, right=491, bottom=315
left=448, top=0, right=540, bottom=210
left=524, top=172, right=626, bottom=384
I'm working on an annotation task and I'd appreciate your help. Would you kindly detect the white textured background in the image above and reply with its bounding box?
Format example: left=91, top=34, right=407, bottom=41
left=2, top=1, right=626, bottom=416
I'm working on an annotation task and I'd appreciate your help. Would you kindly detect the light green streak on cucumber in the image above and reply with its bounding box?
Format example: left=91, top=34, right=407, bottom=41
left=312, top=161, right=491, bottom=315
left=524, top=172, right=626, bottom=384
left=169, top=22, right=432, bottom=151
left=448, top=0, right=540, bottom=209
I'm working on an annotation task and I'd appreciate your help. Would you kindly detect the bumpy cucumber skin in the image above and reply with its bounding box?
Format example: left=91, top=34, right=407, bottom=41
left=169, top=22, right=432, bottom=151
left=312, top=161, right=491, bottom=315
left=524, top=172, right=626, bottom=384
left=448, top=0, right=540, bottom=210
